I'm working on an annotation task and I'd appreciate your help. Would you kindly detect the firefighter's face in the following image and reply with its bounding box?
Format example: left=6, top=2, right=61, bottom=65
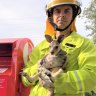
left=52, top=5, right=73, bottom=30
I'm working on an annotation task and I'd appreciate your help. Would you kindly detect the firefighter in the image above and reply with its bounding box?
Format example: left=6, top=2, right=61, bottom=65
left=21, top=0, right=96, bottom=96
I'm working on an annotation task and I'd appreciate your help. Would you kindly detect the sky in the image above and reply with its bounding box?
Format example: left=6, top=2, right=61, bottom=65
left=0, top=0, right=91, bottom=46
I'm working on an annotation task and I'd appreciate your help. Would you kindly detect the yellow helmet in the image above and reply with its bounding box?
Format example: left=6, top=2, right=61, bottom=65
left=46, top=0, right=82, bottom=17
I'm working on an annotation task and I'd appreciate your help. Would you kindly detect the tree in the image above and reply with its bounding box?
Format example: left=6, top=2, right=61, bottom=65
left=83, top=0, right=96, bottom=44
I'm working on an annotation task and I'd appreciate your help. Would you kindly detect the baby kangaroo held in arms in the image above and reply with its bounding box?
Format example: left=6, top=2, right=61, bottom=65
left=21, top=35, right=67, bottom=96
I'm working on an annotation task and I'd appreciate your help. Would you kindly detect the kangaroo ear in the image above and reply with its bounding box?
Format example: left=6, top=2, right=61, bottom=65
left=45, top=35, right=53, bottom=43
left=57, top=35, right=64, bottom=43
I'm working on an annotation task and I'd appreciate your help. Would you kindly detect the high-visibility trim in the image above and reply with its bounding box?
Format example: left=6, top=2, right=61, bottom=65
left=71, top=70, right=84, bottom=93
left=71, top=71, right=79, bottom=93
left=74, top=70, right=82, bottom=92
left=77, top=71, right=85, bottom=92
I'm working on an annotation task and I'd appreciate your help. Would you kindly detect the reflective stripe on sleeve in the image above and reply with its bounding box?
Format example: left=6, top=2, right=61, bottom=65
left=76, top=71, right=85, bottom=92
left=71, top=70, right=85, bottom=93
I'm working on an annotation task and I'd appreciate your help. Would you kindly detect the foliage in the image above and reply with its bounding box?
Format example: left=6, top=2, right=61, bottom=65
left=82, top=0, right=96, bottom=44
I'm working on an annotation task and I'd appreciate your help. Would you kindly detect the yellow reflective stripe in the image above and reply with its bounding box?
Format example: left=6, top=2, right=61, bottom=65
left=71, top=71, right=79, bottom=93
left=77, top=71, right=85, bottom=92
left=74, top=70, right=82, bottom=91
left=71, top=70, right=84, bottom=93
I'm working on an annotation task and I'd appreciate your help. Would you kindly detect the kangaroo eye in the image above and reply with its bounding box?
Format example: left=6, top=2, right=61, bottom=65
left=55, top=46, right=58, bottom=49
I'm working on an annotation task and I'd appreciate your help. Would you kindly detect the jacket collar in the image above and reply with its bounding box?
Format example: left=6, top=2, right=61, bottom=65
left=41, top=32, right=84, bottom=51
